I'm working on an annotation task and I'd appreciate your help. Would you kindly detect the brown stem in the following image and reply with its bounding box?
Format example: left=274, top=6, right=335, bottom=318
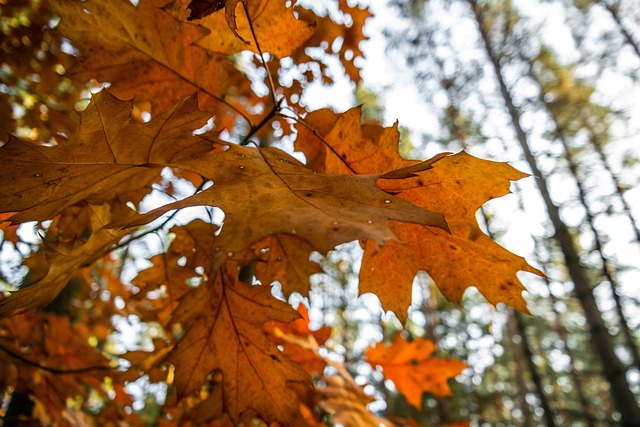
left=243, top=2, right=279, bottom=108
left=0, top=344, right=113, bottom=375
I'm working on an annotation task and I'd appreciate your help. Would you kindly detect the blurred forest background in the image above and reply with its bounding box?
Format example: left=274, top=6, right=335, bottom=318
left=2, top=0, right=640, bottom=426
left=340, top=0, right=640, bottom=425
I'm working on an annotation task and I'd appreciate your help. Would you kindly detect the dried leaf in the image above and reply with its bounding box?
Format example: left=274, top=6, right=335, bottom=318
left=194, top=0, right=317, bottom=58
left=0, top=204, right=129, bottom=314
left=0, top=91, right=211, bottom=224
left=166, top=267, right=311, bottom=425
left=121, top=139, right=448, bottom=265
left=53, top=0, right=245, bottom=114
left=252, top=235, right=322, bottom=297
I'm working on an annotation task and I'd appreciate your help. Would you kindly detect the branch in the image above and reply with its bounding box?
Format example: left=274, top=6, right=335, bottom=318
left=0, top=344, right=114, bottom=375
left=243, top=2, right=279, bottom=108
left=240, top=106, right=277, bottom=145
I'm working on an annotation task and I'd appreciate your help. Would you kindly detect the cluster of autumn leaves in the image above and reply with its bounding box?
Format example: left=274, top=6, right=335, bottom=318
left=0, top=0, right=540, bottom=425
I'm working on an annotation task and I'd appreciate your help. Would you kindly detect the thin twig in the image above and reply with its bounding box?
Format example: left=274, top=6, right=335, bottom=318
left=243, top=2, right=279, bottom=108
left=0, top=344, right=114, bottom=375
left=109, top=180, right=208, bottom=253
left=240, top=106, right=278, bottom=145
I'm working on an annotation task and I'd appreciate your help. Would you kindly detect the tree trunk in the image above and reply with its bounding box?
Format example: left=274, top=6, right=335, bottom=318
left=585, top=125, right=640, bottom=243
left=526, top=61, right=640, bottom=368
left=598, top=1, right=640, bottom=59
left=467, top=1, right=640, bottom=424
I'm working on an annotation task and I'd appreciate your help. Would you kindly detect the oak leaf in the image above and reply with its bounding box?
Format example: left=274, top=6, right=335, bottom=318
left=0, top=91, right=211, bottom=224
left=0, top=204, right=129, bottom=315
left=365, top=335, right=468, bottom=409
left=295, top=107, right=542, bottom=321
left=251, top=235, right=322, bottom=297
left=166, top=267, right=311, bottom=425
left=52, top=0, right=246, bottom=115
left=122, top=138, right=448, bottom=266
left=192, top=0, right=317, bottom=58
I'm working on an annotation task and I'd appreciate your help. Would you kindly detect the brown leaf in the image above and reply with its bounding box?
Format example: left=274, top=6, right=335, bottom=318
left=120, top=140, right=448, bottom=265
left=194, top=0, right=317, bottom=58
left=166, top=267, right=311, bottom=425
left=292, top=2, right=372, bottom=83
left=130, top=219, right=219, bottom=325
left=252, top=235, right=322, bottom=297
left=366, top=335, right=468, bottom=409
left=0, top=90, right=211, bottom=224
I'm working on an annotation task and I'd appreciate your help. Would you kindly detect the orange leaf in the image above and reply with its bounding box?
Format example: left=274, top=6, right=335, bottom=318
left=366, top=335, right=468, bottom=409
left=194, top=0, right=317, bottom=58
left=264, top=305, right=331, bottom=375
left=295, top=107, right=543, bottom=322
left=0, top=91, right=211, bottom=224
left=0, top=204, right=129, bottom=314
left=53, top=0, right=246, bottom=115
left=0, top=212, right=20, bottom=245
left=122, top=137, right=448, bottom=266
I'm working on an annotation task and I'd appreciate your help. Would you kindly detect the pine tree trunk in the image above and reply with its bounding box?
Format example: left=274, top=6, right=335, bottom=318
left=482, top=208, right=556, bottom=427
left=467, top=0, right=640, bottom=424
left=598, top=1, right=640, bottom=59
left=514, top=311, right=558, bottom=427
left=505, top=312, right=537, bottom=427
left=528, top=66, right=640, bottom=368
left=511, top=178, right=599, bottom=426
left=585, top=126, right=640, bottom=243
